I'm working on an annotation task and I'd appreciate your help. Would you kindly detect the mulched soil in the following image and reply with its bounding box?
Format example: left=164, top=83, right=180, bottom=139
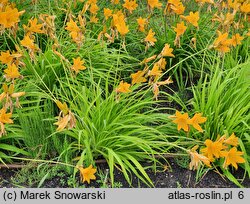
left=1, top=159, right=249, bottom=188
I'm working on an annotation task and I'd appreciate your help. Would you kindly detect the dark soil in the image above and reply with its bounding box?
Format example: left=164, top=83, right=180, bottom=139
left=1, top=159, right=249, bottom=188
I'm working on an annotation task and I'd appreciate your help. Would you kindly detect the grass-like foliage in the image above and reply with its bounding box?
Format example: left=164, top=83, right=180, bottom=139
left=192, top=60, right=250, bottom=140
left=47, top=66, right=190, bottom=186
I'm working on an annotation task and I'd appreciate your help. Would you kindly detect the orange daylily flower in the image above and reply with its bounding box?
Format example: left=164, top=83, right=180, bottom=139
left=0, top=6, right=25, bottom=29
left=231, top=33, right=244, bottom=47
left=116, top=81, right=132, bottom=93
left=89, top=3, right=99, bottom=15
left=123, top=0, right=138, bottom=14
left=104, top=8, right=113, bottom=20
left=78, top=165, right=97, bottom=184
left=147, top=0, right=162, bottom=9
left=0, top=108, right=13, bottom=136
left=188, top=113, right=207, bottom=132
left=71, top=57, right=86, bottom=75
left=20, top=35, right=38, bottom=50
left=116, top=21, right=129, bottom=36
left=240, top=2, right=250, bottom=13
left=173, top=21, right=187, bottom=47
left=159, top=44, right=175, bottom=57
left=173, top=4, right=185, bottom=15
left=0, top=108, right=13, bottom=124
left=0, top=0, right=8, bottom=6
left=170, top=110, right=189, bottom=132
left=148, top=63, right=162, bottom=77
left=228, top=0, right=241, bottom=10
left=131, top=71, right=147, bottom=85
left=223, top=133, right=239, bottom=147
left=65, top=19, right=84, bottom=46
left=112, top=11, right=126, bottom=28
left=181, top=11, right=200, bottom=27
left=201, top=139, right=227, bottom=162
left=137, top=17, right=147, bottom=32
left=0, top=51, right=14, bottom=65
left=145, top=29, right=157, bottom=46
left=174, top=21, right=187, bottom=37
left=156, top=58, right=167, bottom=70
left=222, top=147, right=245, bottom=170
left=65, top=19, right=80, bottom=32
left=87, top=0, right=97, bottom=3
left=212, top=31, right=232, bottom=53
left=23, top=18, right=44, bottom=34
left=166, top=0, right=185, bottom=15
left=4, top=63, right=21, bottom=80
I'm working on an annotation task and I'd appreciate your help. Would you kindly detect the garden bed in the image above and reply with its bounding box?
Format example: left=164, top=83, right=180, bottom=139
left=1, top=159, right=249, bottom=188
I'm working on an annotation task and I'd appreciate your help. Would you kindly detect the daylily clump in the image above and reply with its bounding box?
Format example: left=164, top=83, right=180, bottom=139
left=0, top=1, right=27, bottom=137
left=187, top=133, right=245, bottom=171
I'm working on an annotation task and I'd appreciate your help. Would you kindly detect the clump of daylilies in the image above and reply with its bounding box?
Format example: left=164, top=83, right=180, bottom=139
left=209, top=0, right=249, bottom=54
left=170, top=110, right=245, bottom=171
left=188, top=133, right=245, bottom=171
left=0, top=1, right=88, bottom=136
left=0, top=1, right=26, bottom=136
left=62, top=0, right=249, bottom=55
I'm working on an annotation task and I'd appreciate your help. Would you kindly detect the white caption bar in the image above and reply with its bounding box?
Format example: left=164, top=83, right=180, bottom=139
left=0, top=188, right=248, bottom=204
